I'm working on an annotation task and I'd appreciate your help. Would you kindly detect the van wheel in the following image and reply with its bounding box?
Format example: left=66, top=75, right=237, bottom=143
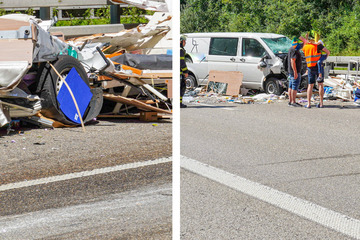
left=265, top=78, right=283, bottom=95
left=185, top=75, right=198, bottom=89
left=185, top=56, right=193, bottom=63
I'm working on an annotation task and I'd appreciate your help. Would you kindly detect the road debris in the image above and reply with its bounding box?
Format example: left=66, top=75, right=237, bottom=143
left=184, top=73, right=360, bottom=105
left=0, top=8, right=172, bottom=132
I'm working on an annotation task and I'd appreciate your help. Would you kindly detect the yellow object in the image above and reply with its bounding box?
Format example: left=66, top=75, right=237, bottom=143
left=311, top=30, right=320, bottom=42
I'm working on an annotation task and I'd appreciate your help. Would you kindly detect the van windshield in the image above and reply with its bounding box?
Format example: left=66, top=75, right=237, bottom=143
left=261, top=37, right=292, bottom=55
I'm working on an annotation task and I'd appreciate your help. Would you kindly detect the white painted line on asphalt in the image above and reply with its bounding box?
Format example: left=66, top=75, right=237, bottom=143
left=0, top=157, right=172, bottom=192
left=181, top=155, right=360, bottom=239
left=194, top=103, right=235, bottom=111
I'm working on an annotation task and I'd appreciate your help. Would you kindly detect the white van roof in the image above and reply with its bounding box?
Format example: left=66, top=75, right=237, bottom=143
left=184, top=32, right=286, bottom=39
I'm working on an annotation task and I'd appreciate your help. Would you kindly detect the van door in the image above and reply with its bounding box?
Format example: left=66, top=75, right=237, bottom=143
left=237, top=38, right=268, bottom=89
left=206, top=37, right=239, bottom=74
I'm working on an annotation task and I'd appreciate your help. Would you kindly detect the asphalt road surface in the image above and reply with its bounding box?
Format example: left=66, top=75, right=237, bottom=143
left=0, top=118, right=172, bottom=239
left=181, top=100, right=360, bottom=239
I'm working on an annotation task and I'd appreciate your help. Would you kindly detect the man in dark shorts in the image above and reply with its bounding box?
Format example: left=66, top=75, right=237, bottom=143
left=287, top=37, right=303, bottom=107
left=301, top=36, right=330, bottom=108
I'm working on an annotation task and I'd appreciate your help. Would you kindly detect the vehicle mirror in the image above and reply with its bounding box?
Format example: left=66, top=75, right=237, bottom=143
left=52, top=16, right=58, bottom=25
left=264, top=53, right=271, bottom=59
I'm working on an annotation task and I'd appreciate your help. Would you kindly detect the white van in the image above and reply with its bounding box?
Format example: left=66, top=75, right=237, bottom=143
left=183, top=32, right=302, bottom=95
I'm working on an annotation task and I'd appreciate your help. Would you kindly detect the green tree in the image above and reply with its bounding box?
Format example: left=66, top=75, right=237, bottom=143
left=180, top=0, right=360, bottom=55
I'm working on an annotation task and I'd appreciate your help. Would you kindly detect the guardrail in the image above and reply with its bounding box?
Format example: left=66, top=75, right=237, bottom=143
left=0, top=0, right=110, bottom=8
left=0, top=0, right=123, bottom=23
left=326, top=56, right=360, bottom=76
left=0, top=1, right=143, bottom=36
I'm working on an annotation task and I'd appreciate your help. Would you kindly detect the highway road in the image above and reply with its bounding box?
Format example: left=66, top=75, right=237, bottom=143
left=0, top=119, right=172, bottom=239
left=181, top=101, right=360, bottom=239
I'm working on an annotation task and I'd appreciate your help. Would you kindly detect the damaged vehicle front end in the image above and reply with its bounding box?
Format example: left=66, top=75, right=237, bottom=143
left=0, top=14, right=103, bottom=128
left=258, top=36, right=308, bottom=95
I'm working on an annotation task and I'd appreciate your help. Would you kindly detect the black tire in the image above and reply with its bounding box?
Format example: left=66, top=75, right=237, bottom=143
left=265, top=78, right=283, bottom=95
left=37, top=55, right=90, bottom=125
left=185, top=74, right=198, bottom=89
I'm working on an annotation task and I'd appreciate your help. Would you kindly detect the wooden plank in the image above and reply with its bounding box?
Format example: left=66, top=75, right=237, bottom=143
left=103, top=94, right=172, bottom=114
left=97, top=113, right=171, bottom=119
left=158, top=114, right=171, bottom=119
left=141, top=72, right=172, bottom=79
left=166, top=79, right=172, bottom=98
left=138, top=99, right=160, bottom=104
left=112, top=84, right=131, bottom=113
left=0, top=18, right=30, bottom=31
left=0, top=39, right=33, bottom=62
left=97, top=114, right=140, bottom=119
left=139, top=111, right=158, bottom=121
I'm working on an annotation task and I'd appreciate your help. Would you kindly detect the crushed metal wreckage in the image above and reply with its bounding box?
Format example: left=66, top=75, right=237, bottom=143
left=0, top=11, right=172, bottom=131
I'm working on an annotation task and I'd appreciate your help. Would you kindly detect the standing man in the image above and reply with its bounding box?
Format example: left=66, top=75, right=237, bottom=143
left=287, top=37, right=303, bottom=107
left=300, top=34, right=330, bottom=108
left=180, top=35, right=188, bottom=108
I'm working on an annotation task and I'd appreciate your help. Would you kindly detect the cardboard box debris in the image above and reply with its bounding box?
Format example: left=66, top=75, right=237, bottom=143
left=140, top=112, right=158, bottom=121
left=207, top=70, right=243, bottom=96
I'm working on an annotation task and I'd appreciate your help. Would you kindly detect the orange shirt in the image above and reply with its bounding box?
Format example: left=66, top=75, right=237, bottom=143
left=303, top=43, right=321, bottom=68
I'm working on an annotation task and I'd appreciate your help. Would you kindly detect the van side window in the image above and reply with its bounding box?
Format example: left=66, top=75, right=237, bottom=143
left=242, top=38, right=266, bottom=58
left=209, top=38, right=238, bottom=56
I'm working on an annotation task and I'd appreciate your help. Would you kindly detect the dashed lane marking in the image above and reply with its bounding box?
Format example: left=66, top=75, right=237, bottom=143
left=181, top=155, right=360, bottom=239
left=0, top=157, right=172, bottom=192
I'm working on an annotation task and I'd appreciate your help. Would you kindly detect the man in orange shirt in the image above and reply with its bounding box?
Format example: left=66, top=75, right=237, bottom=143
left=300, top=34, right=330, bottom=108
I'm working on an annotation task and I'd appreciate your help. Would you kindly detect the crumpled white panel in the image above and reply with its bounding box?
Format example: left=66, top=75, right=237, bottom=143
left=0, top=102, right=10, bottom=127
left=0, top=61, right=30, bottom=90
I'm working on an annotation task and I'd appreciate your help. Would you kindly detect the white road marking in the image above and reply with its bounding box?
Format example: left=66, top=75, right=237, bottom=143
left=0, top=157, right=172, bottom=192
left=0, top=184, right=171, bottom=239
left=194, top=102, right=235, bottom=111
left=181, top=155, right=360, bottom=239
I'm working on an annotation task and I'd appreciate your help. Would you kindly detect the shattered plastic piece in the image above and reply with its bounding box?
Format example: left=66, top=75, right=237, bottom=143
left=152, top=123, right=158, bottom=127
left=182, top=96, right=194, bottom=103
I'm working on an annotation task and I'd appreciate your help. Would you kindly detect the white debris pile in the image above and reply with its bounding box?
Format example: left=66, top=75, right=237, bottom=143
left=183, top=77, right=360, bottom=105
left=323, top=75, right=357, bottom=101
left=183, top=87, right=289, bottom=104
